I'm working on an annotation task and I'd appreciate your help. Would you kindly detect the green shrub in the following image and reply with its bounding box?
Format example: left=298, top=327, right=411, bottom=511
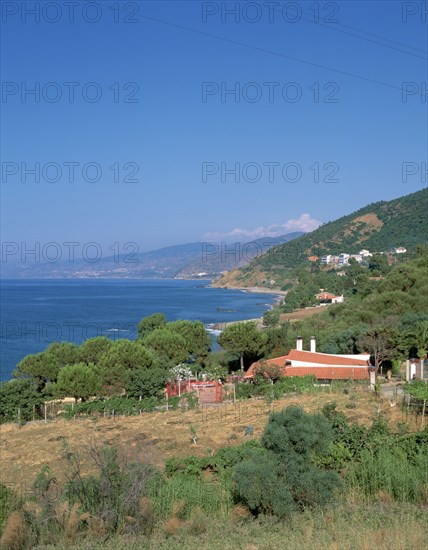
left=233, top=406, right=342, bottom=517
left=346, top=448, right=427, bottom=503
left=165, top=441, right=262, bottom=481
left=405, top=380, right=428, bottom=401
left=149, top=476, right=232, bottom=520
left=272, top=375, right=317, bottom=397
left=125, top=367, right=169, bottom=399
left=0, top=379, right=43, bottom=424
left=0, top=484, right=20, bottom=534
left=61, top=396, right=158, bottom=419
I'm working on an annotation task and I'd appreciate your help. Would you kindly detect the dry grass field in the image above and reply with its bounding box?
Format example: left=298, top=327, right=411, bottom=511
left=0, top=389, right=416, bottom=492
left=279, top=304, right=330, bottom=322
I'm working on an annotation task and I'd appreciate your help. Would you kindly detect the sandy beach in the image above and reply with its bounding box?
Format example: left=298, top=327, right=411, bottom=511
left=216, top=285, right=288, bottom=297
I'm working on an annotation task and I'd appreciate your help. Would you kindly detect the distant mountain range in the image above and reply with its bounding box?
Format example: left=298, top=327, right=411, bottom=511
left=214, top=188, right=428, bottom=289
left=1, top=232, right=304, bottom=279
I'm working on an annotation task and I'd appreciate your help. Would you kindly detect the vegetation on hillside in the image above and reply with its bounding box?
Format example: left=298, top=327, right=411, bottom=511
left=0, top=404, right=426, bottom=549
left=215, top=188, right=428, bottom=289
left=1, top=251, right=427, bottom=423
left=261, top=250, right=428, bottom=368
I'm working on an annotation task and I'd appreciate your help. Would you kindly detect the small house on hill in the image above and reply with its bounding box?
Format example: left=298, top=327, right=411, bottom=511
left=246, top=337, right=372, bottom=382
left=315, top=292, right=344, bottom=304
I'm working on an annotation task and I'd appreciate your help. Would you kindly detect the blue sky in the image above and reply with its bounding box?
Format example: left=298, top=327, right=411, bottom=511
left=1, top=0, right=427, bottom=255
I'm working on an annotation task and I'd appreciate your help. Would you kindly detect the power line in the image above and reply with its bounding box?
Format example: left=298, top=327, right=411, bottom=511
left=140, top=14, right=404, bottom=91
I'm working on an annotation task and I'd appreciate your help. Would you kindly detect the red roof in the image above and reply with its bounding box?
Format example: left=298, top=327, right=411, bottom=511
left=245, top=349, right=370, bottom=379
left=316, top=292, right=335, bottom=300
left=286, top=349, right=369, bottom=367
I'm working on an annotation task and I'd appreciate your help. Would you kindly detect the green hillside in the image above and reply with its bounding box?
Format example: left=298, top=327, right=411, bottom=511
left=215, top=189, right=428, bottom=289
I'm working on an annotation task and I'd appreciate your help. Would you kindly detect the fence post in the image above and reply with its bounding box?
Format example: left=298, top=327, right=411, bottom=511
left=44, top=403, right=47, bottom=423
left=422, top=400, right=426, bottom=428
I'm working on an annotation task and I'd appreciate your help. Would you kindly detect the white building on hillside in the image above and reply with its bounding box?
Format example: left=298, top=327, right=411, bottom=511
left=338, top=253, right=350, bottom=266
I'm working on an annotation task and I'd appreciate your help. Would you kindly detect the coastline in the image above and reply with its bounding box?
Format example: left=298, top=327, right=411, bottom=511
left=209, top=285, right=285, bottom=330
left=1, top=279, right=280, bottom=381
left=215, top=285, right=287, bottom=297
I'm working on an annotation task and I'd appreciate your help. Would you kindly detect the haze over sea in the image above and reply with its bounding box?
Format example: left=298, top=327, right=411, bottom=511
left=0, top=279, right=277, bottom=382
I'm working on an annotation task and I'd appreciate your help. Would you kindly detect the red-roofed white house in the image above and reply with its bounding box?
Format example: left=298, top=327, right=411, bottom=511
left=315, top=292, right=344, bottom=304
left=246, top=337, right=373, bottom=382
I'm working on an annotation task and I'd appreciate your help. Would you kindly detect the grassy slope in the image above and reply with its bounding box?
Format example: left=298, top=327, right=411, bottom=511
left=36, top=504, right=427, bottom=550
left=2, top=390, right=427, bottom=550
left=0, top=389, right=420, bottom=490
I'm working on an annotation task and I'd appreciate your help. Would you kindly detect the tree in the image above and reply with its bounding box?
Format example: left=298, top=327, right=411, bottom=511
left=142, top=329, right=189, bottom=365
left=44, top=342, right=81, bottom=368
left=99, top=340, right=160, bottom=371
left=167, top=320, right=211, bottom=360
left=263, top=309, right=280, bottom=328
left=137, top=313, right=166, bottom=338
left=323, top=324, right=369, bottom=355
left=358, top=328, right=395, bottom=375
left=233, top=406, right=341, bottom=517
left=80, top=336, right=113, bottom=364
left=368, top=253, right=389, bottom=275
left=13, top=342, right=82, bottom=392
left=97, top=341, right=161, bottom=395
left=0, top=379, right=44, bottom=423
left=264, top=322, right=292, bottom=358
left=14, top=352, right=59, bottom=391
left=217, top=322, right=266, bottom=371
left=55, top=363, right=99, bottom=402
left=253, top=361, right=283, bottom=384
left=412, top=320, right=428, bottom=359
left=125, top=368, right=169, bottom=399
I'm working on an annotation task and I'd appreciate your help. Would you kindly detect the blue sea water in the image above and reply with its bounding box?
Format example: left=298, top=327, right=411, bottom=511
left=0, top=279, right=277, bottom=381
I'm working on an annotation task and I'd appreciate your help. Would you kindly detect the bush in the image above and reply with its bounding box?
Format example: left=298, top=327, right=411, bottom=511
left=61, top=396, right=158, bottom=419
left=0, top=379, right=44, bottom=424
left=149, top=476, right=233, bottom=520
left=125, top=368, right=169, bottom=399
left=165, top=441, right=262, bottom=481
left=233, top=406, right=342, bottom=517
left=0, top=485, right=21, bottom=535
left=64, top=444, right=155, bottom=534
left=272, top=375, right=317, bottom=397
left=55, top=363, right=100, bottom=402
left=346, top=448, right=427, bottom=503
left=253, top=362, right=283, bottom=384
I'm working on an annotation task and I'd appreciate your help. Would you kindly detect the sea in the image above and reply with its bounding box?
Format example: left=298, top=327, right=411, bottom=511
left=0, top=279, right=278, bottom=382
